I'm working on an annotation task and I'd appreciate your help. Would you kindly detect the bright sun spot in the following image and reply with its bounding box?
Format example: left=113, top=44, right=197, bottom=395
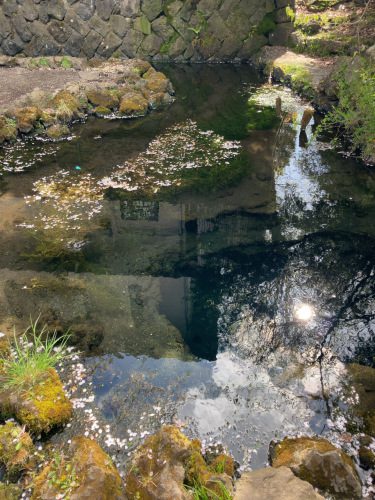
left=295, top=303, right=315, bottom=322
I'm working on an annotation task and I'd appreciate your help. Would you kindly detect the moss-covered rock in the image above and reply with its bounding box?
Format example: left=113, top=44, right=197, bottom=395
left=119, top=92, right=149, bottom=117
left=14, top=106, right=41, bottom=134
left=32, top=437, right=125, bottom=500
left=0, top=483, right=21, bottom=500
left=46, top=123, right=70, bottom=140
left=143, top=68, right=170, bottom=93
left=0, top=368, right=72, bottom=435
left=0, top=116, right=18, bottom=144
left=269, top=436, right=362, bottom=498
left=0, top=421, right=34, bottom=479
left=125, top=425, right=233, bottom=499
left=51, top=90, right=82, bottom=123
left=358, top=445, right=375, bottom=471
left=94, top=106, right=112, bottom=117
left=86, top=89, right=119, bottom=109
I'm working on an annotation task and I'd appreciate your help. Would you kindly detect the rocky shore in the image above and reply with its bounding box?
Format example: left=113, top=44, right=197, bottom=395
left=0, top=56, right=174, bottom=144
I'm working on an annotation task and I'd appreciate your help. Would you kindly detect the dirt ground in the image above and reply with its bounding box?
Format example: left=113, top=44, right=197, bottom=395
left=0, top=67, right=81, bottom=109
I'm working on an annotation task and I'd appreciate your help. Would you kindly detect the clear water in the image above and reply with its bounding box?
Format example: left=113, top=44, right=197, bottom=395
left=0, top=65, right=374, bottom=471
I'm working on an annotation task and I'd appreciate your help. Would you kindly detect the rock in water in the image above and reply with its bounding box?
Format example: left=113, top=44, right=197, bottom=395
left=269, top=436, right=362, bottom=498
left=234, top=466, right=324, bottom=500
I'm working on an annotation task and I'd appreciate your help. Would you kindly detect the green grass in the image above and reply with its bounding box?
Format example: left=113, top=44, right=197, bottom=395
left=0, top=318, right=70, bottom=390
left=319, top=57, right=375, bottom=162
left=186, top=480, right=232, bottom=500
left=60, top=56, right=73, bottom=69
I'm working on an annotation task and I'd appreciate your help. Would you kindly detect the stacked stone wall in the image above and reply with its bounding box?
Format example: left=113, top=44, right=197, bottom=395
left=0, top=0, right=293, bottom=61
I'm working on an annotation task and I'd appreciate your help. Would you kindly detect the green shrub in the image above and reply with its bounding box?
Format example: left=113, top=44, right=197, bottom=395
left=320, top=57, right=375, bottom=162
left=256, top=13, right=276, bottom=36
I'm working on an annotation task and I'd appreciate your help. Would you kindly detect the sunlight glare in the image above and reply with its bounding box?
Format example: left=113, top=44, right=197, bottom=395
left=295, top=303, right=315, bottom=322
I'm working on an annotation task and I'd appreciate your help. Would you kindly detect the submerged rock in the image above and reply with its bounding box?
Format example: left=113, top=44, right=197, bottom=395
left=125, top=425, right=233, bottom=499
left=32, top=437, right=126, bottom=499
left=269, top=436, right=362, bottom=498
left=45, top=123, right=70, bottom=140
left=0, top=368, right=72, bottom=434
left=347, top=363, right=375, bottom=437
left=234, top=466, right=324, bottom=500
left=0, top=421, right=34, bottom=479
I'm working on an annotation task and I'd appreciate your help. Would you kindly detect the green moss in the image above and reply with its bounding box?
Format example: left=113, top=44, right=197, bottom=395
left=0, top=115, right=17, bottom=143
left=0, top=422, right=34, bottom=478
left=276, top=62, right=314, bottom=98
left=86, top=89, right=119, bottom=109
left=60, top=56, right=73, bottom=69
left=256, top=13, right=276, bottom=36
left=15, top=368, right=72, bottom=434
left=94, top=106, right=112, bottom=116
left=46, top=123, right=70, bottom=140
left=38, top=57, right=50, bottom=68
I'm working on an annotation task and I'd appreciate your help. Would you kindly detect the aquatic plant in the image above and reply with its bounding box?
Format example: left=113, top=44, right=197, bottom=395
left=0, top=318, right=70, bottom=389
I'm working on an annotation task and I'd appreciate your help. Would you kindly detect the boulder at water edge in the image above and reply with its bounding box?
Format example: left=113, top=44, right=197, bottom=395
left=32, top=437, right=126, bottom=500
left=0, top=368, right=72, bottom=434
left=234, top=466, right=324, bottom=500
left=269, top=436, right=362, bottom=498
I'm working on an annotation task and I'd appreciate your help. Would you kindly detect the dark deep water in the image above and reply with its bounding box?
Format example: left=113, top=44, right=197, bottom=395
left=0, top=64, right=374, bottom=471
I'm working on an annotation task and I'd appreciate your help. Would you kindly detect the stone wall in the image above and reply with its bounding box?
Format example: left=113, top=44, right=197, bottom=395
left=0, top=0, right=293, bottom=61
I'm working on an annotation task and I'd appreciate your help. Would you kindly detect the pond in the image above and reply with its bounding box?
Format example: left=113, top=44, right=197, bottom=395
left=0, top=64, right=374, bottom=473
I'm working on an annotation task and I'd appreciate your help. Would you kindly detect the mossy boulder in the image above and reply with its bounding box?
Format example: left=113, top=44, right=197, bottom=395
left=0, top=368, right=72, bottom=434
left=358, top=445, right=375, bottom=470
left=0, top=421, right=34, bottom=479
left=143, top=68, right=170, bottom=93
left=125, top=425, right=233, bottom=499
left=119, top=92, right=149, bottom=117
left=46, top=124, right=71, bottom=140
left=0, top=115, right=18, bottom=143
left=86, top=89, right=119, bottom=109
left=269, top=436, right=362, bottom=498
left=14, top=106, right=41, bottom=134
left=51, top=90, right=82, bottom=122
left=32, top=437, right=125, bottom=500
left=94, top=106, right=112, bottom=117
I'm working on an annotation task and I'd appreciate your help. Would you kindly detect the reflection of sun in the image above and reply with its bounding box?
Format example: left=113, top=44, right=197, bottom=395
left=295, top=303, right=315, bottom=322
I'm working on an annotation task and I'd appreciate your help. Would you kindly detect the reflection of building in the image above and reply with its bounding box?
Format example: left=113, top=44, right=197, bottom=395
left=120, top=200, right=159, bottom=221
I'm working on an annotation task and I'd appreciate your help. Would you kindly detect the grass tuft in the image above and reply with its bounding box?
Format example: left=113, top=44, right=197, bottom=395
left=0, top=317, right=70, bottom=390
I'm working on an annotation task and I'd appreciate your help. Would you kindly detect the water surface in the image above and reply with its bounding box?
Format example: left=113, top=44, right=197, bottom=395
left=0, top=64, right=374, bottom=471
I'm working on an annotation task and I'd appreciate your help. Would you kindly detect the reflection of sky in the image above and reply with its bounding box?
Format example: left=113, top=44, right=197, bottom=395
left=91, top=350, right=318, bottom=468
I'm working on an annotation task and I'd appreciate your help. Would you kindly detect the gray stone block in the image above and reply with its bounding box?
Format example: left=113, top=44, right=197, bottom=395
left=1, top=33, right=24, bottom=56
left=47, top=0, right=67, bottom=21
left=96, top=31, right=122, bottom=57
left=82, top=29, right=102, bottom=58
left=48, top=20, right=72, bottom=43
left=13, top=14, right=33, bottom=42
left=110, top=15, right=132, bottom=38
